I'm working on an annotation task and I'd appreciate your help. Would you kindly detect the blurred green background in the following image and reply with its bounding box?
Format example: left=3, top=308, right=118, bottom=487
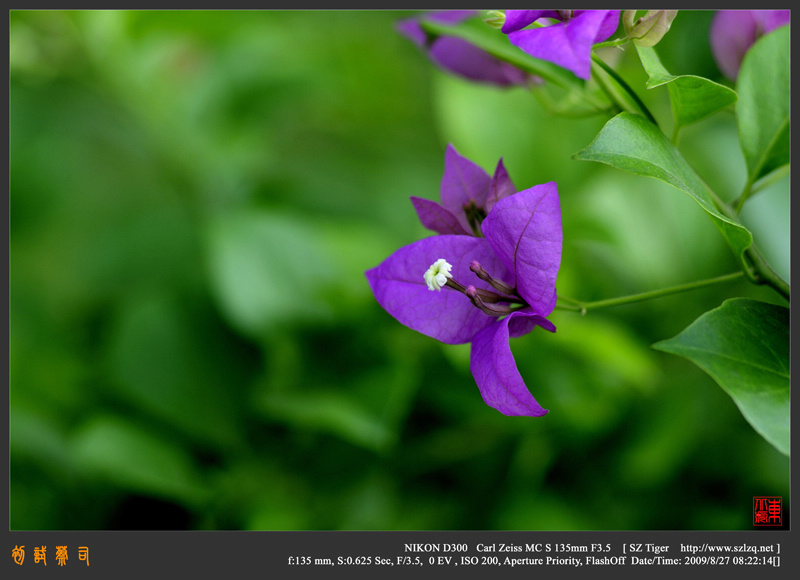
left=10, top=10, right=789, bottom=530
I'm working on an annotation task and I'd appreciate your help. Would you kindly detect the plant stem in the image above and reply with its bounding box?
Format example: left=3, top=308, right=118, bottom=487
left=701, top=179, right=791, bottom=301
left=556, top=294, right=583, bottom=305
left=733, top=173, right=758, bottom=214
left=750, top=165, right=790, bottom=196
left=688, top=169, right=790, bottom=301
left=733, top=165, right=790, bottom=213
left=744, top=245, right=791, bottom=301
left=556, top=271, right=745, bottom=315
left=592, top=38, right=630, bottom=50
left=590, top=53, right=657, bottom=126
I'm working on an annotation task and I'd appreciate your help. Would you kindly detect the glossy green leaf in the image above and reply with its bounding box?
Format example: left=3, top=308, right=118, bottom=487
left=737, top=25, right=790, bottom=183
left=653, top=298, right=789, bottom=456
left=636, top=45, right=737, bottom=130
left=572, top=112, right=752, bottom=263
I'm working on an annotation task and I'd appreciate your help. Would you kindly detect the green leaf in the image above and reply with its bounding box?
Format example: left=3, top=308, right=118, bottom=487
left=205, top=210, right=336, bottom=336
left=10, top=407, right=71, bottom=475
left=255, top=389, right=395, bottom=452
left=653, top=298, right=789, bottom=456
left=737, top=25, right=790, bottom=183
left=72, top=416, right=209, bottom=503
left=636, top=45, right=737, bottom=131
left=572, top=112, right=752, bottom=264
left=108, top=291, right=243, bottom=450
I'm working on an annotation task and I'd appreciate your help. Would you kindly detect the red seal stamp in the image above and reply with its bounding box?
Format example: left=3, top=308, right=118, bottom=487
left=753, top=496, right=782, bottom=526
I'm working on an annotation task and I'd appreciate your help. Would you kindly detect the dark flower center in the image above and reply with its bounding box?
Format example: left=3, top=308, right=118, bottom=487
left=462, top=200, right=487, bottom=236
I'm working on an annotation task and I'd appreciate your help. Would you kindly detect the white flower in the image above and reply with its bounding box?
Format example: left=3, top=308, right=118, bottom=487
left=424, top=259, right=453, bottom=291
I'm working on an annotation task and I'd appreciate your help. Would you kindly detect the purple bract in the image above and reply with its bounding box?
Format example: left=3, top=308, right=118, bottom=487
left=710, top=10, right=790, bottom=80
left=366, top=147, right=562, bottom=416
left=411, top=144, right=517, bottom=237
left=501, top=10, right=621, bottom=80
left=397, top=11, right=534, bottom=87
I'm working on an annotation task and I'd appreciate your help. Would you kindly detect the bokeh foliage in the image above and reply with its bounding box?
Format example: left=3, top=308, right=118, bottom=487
left=10, top=10, right=789, bottom=530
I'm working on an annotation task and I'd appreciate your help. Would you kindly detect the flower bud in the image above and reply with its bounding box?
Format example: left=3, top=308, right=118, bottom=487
left=623, top=10, right=678, bottom=47
left=483, top=10, right=505, bottom=30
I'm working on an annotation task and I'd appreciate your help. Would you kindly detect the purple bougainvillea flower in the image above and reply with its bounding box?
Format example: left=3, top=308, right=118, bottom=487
left=411, top=144, right=516, bottom=237
left=710, top=10, right=790, bottom=80
left=366, top=171, right=562, bottom=416
left=501, top=10, right=621, bottom=80
left=397, top=11, right=534, bottom=87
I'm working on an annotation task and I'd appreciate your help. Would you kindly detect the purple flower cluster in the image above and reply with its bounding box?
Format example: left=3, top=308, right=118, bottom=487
left=366, top=146, right=562, bottom=416
left=502, top=10, right=621, bottom=80
left=397, top=11, right=533, bottom=87
left=398, top=10, right=625, bottom=85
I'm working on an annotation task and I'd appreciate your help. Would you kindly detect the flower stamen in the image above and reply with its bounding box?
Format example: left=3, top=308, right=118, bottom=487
left=424, top=258, right=529, bottom=313
left=470, top=260, right=518, bottom=297
left=466, top=286, right=513, bottom=316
